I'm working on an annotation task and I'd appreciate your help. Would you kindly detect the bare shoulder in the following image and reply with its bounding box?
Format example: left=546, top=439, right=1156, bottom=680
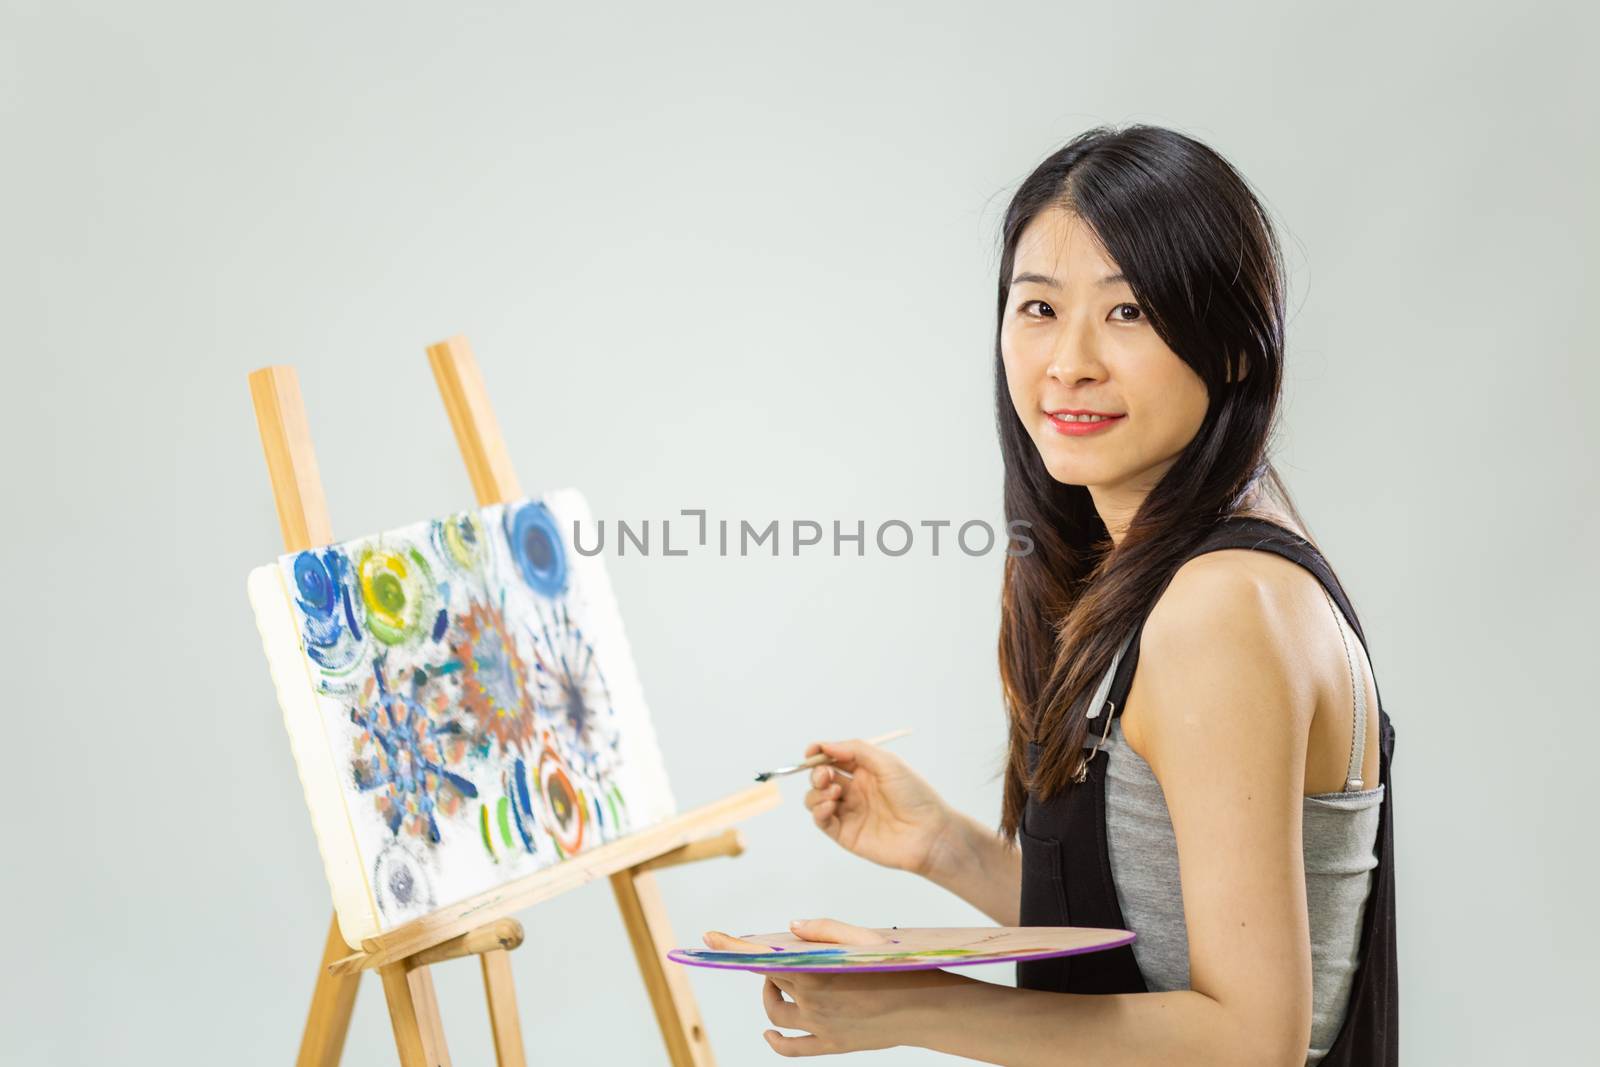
left=1145, top=546, right=1328, bottom=673
left=1122, top=548, right=1323, bottom=766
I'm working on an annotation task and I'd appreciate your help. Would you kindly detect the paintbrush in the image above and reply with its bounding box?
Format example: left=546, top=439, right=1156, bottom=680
left=753, top=728, right=913, bottom=782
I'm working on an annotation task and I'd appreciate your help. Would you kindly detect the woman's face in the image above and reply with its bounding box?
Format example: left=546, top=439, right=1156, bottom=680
left=1000, top=206, right=1209, bottom=519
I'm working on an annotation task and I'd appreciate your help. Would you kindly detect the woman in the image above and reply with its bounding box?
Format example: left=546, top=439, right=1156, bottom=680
left=704, top=124, right=1397, bottom=1065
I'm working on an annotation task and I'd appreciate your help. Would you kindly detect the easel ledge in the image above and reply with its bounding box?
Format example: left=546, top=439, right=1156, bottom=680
left=329, top=784, right=778, bottom=974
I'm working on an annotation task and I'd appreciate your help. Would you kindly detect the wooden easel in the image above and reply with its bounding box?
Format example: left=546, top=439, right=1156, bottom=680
left=249, top=336, right=781, bottom=1067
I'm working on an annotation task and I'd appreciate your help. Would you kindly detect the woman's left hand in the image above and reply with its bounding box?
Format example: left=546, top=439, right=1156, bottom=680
left=700, top=918, right=973, bottom=1057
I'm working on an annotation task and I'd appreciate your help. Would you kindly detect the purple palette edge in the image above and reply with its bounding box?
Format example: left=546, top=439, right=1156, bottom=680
left=667, top=928, right=1137, bottom=974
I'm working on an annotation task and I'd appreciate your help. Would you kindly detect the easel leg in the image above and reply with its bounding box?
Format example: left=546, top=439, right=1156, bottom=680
left=380, top=961, right=453, bottom=1067
left=297, top=913, right=361, bottom=1067
left=611, top=868, right=716, bottom=1067
left=479, top=948, right=527, bottom=1067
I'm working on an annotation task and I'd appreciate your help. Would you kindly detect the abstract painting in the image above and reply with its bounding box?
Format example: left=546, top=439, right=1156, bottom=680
left=247, top=489, right=675, bottom=943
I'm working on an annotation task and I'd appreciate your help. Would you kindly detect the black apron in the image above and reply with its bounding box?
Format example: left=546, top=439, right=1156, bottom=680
left=1017, top=516, right=1398, bottom=1065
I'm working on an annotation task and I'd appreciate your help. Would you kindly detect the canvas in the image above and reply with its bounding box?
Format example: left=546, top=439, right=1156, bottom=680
left=247, top=489, right=675, bottom=946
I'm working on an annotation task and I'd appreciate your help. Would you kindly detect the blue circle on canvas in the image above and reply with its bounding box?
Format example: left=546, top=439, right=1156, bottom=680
left=292, top=551, right=337, bottom=616
left=506, top=502, right=567, bottom=597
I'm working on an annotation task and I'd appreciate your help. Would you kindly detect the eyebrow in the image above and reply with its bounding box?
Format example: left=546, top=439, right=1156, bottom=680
left=1010, top=271, right=1127, bottom=288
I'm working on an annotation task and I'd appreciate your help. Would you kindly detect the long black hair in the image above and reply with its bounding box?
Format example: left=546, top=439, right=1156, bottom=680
left=997, top=124, right=1308, bottom=837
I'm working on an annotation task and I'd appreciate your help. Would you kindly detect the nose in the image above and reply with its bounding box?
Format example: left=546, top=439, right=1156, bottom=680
left=1045, top=319, right=1106, bottom=385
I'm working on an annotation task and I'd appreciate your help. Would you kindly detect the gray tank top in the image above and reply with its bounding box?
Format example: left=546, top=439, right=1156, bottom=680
left=1088, top=584, right=1383, bottom=1065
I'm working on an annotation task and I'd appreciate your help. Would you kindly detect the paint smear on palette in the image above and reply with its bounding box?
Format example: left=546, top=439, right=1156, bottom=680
left=667, top=927, right=1138, bottom=973
left=681, top=948, right=991, bottom=967
left=254, top=490, right=676, bottom=932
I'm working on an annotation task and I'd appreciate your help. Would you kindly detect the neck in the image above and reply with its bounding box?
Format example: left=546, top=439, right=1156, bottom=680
left=1092, top=491, right=1141, bottom=548
left=1088, top=470, right=1163, bottom=548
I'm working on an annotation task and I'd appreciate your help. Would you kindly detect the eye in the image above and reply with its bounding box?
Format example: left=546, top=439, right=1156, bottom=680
left=1109, top=302, right=1144, bottom=323
left=1019, top=299, right=1055, bottom=318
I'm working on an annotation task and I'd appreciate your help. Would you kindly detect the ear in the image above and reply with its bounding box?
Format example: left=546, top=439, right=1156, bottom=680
left=1226, top=353, right=1250, bottom=383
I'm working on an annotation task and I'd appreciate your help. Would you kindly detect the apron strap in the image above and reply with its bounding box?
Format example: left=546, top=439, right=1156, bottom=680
left=1318, top=582, right=1370, bottom=791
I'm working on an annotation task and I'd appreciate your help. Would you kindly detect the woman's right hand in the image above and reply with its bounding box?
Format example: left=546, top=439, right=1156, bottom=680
left=802, top=737, right=952, bottom=876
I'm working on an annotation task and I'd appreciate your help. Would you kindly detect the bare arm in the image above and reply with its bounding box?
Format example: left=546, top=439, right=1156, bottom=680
left=760, top=558, right=1317, bottom=1065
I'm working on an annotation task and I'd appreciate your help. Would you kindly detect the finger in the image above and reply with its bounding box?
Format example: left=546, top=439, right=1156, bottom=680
left=808, top=764, right=832, bottom=790
left=805, top=780, right=844, bottom=807
left=821, top=736, right=900, bottom=775
left=789, top=917, right=888, bottom=945
left=755, top=969, right=799, bottom=993
left=816, top=739, right=860, bottom=772
left=803, top=785, right=840, bottom=811
left=762, top=977, right=801, bottom=1029
left=764, top=1030, right=830, bottom=1057
left=810, top=800, right=837, bottom=827
left=802, top=738, right=877, bottom=775
left=701, top=929, right=777, bottom=953
left=750, top=971, right=809, bottom=1001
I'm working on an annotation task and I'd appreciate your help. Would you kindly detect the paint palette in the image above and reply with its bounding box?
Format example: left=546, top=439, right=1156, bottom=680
left=668, top=926, right=1136, bottom=973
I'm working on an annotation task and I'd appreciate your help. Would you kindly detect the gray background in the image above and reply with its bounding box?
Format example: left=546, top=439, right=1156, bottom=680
left=4, top=1, right=1594, bottom=1063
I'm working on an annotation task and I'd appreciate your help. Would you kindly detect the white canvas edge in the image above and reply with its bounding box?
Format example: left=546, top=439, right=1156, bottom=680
left=246, top=564, right=382, bottom=947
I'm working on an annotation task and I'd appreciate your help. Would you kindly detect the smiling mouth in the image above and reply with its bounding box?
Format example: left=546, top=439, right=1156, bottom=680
left=1044, top=410, right=1126, bottom=435
left=1045, top=408, right=1125, bottom=421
